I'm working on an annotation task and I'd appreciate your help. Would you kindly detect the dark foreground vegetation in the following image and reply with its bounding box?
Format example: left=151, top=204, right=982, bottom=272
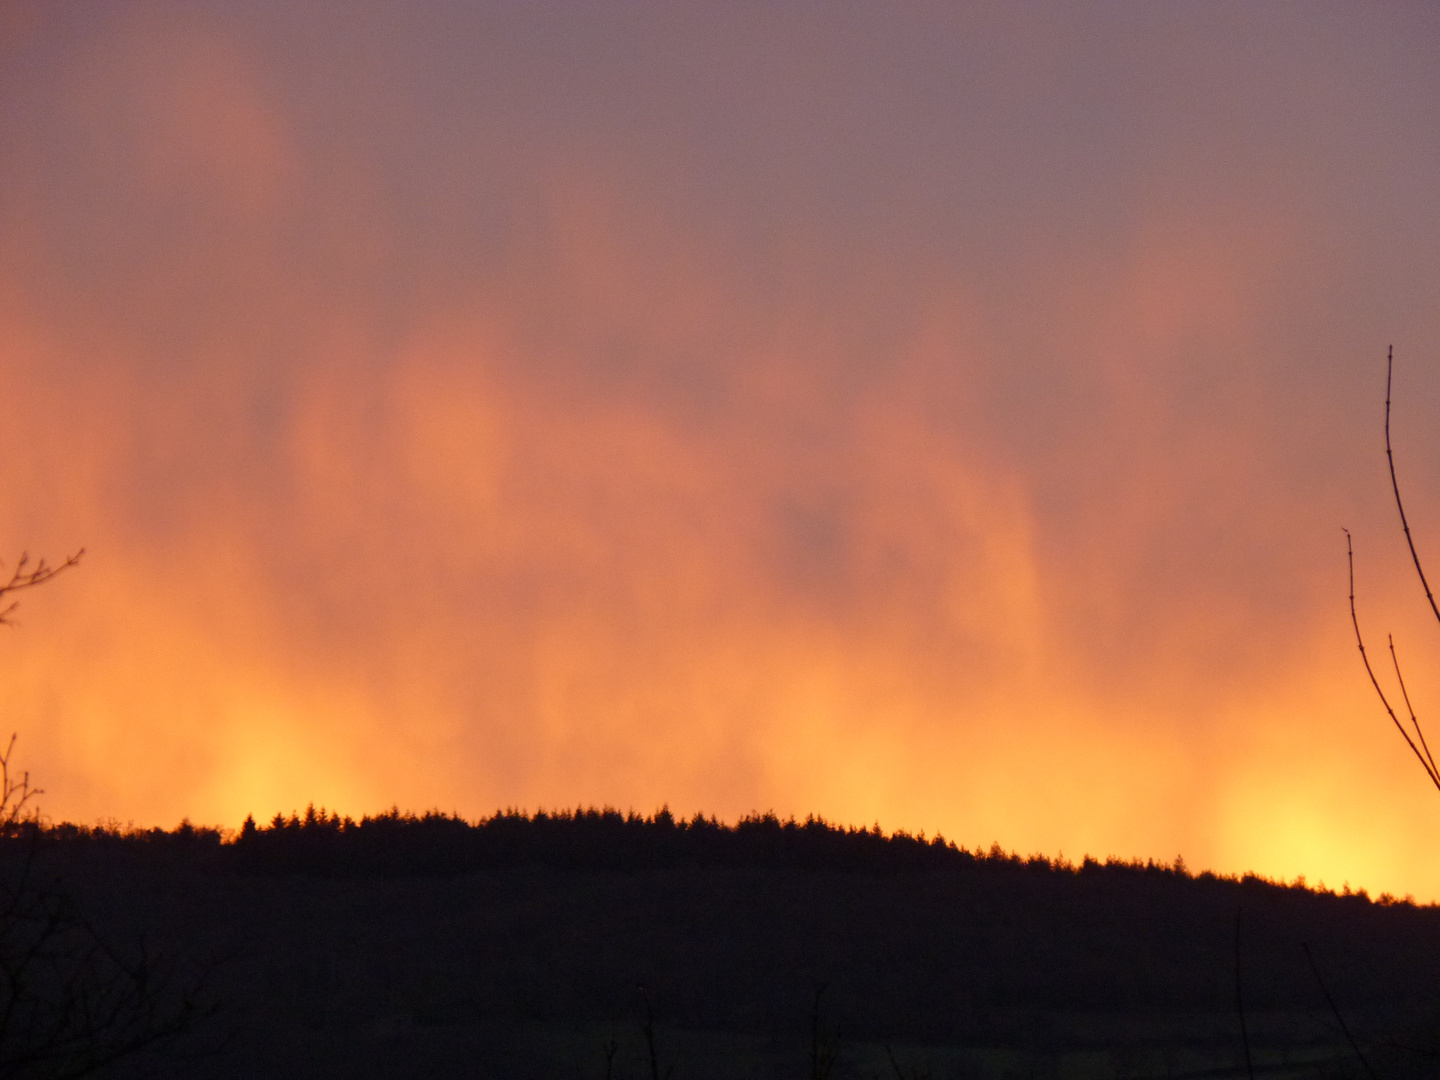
left=8, top=808, right=1440, bottom=1079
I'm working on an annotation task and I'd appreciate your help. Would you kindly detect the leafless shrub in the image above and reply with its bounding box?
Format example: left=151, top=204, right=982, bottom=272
left=0, top=549, right=220, bottom=1075
left=0, top=863, right=218, bottom=1078
left=0, top=740, right=39, bottom=840
left=0, top=742, right=220, bottom=1079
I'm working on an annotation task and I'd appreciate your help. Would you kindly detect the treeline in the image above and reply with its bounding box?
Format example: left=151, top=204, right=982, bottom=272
left=22, top=807, right=1413, bottom=904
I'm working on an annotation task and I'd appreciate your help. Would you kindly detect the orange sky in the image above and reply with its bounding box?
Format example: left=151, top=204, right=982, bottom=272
left=4, top=2, right=1440, bottom=897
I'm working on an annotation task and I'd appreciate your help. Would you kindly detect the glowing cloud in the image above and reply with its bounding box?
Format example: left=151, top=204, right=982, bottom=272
left=2, top=2, right=1440, bottom=898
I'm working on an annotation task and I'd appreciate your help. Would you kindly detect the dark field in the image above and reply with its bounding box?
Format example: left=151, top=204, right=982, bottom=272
left=10, top=811, right=1440, bottom=1079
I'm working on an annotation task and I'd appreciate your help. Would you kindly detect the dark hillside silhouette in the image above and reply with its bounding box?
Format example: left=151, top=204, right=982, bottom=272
left=18, top=809, right=1440, bottom=1078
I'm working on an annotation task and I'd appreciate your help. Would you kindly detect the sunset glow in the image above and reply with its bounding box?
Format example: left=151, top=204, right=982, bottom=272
left=4, top=3, right=1440, bottom=898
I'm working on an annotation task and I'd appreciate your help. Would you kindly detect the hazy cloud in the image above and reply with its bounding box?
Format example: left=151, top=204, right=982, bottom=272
left=3, top=1, right=1440, bottom=896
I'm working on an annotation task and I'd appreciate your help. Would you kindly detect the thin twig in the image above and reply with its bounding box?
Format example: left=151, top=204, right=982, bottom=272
left=0, top=550, right=83, bottom=627
left=637, top=984, right=669, bottom=1080
left=0, top=734, right=42, bottom=835
left=602, top=1032, right=619, bottom=1080
left=1302, top=942, right=1379, bottom=1080
left=885, top=1043, right=905, bottom=1080
left=1346, top=530, right=1440, bottom=791
left=1388, top=635, right=1440, bottom=782
left=810, top=983, right=839, bottom=1080
left=1385, top=346, right=1440, bottom=628
left=1234, top=909, right=1254, bottom=1080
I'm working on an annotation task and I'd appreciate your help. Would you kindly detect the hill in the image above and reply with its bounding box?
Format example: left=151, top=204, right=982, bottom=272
left=9, top=809, right=1439, bottom=1079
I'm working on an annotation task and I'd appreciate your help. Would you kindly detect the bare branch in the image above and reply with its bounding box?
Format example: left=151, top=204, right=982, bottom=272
left=1345, top=529, right=1440, bottom=793
left=1384, top=347, right=1440, bottom=628
left=0, top=737, right=41, bottom=838
left=1302, top=942, right=1379, bottom=1080
left=0, top=550, right=83, bottom=628
left=1388, top=635, right=1439, bottom=783
left=1234, top=909, right=1254, bottom=1080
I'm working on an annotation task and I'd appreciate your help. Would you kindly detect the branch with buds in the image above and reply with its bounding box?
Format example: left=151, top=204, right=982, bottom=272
left=0, top=551, right=83, bottom=627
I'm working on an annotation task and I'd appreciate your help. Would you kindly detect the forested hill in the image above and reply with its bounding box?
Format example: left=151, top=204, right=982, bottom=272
left=16, top=809, right=1440, bottom=1079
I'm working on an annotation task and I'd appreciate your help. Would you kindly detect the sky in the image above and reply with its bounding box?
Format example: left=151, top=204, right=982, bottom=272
left=3, top=1, right=1440, bottom=897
